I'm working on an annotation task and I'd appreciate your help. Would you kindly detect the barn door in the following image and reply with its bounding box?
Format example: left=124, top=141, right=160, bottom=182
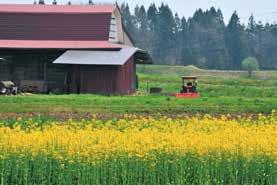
left=68, top=65, right=81, bottom=94
left=75, top=66, right=81, bottom=94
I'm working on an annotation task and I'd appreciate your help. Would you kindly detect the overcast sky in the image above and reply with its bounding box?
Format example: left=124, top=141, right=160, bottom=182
left=1, top=0, right=277, bottom=24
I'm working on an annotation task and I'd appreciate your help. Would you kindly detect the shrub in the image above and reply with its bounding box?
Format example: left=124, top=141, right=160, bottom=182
left=242, top=57, right=260, bottom=78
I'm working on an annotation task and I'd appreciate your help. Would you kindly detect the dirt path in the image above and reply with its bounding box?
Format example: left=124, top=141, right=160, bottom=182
left=0, top=112, right=259, bottom=122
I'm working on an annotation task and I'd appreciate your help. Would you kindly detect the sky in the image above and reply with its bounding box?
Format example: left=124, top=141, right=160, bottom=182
left=1, top=0, right=277, bottom=24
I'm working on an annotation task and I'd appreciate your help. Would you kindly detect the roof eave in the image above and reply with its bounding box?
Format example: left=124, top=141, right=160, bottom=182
left=134, top=49, right=153, bottom=64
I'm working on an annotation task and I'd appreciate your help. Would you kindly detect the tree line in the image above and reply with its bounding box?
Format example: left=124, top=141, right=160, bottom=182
left=121, top=3, right=277, bottom=70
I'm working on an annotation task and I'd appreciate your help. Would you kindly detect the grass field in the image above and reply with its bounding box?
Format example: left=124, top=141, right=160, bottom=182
left=0, top=65, right=276, bottom=119
left=0, top=65, right=276, bottom=185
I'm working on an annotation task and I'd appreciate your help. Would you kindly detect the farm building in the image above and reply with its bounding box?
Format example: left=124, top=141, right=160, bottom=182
left=0, top=4, right=151, bottom=94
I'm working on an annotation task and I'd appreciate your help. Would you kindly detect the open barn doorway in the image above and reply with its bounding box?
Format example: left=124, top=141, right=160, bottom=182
left=0, top=56, right=13, bottom=81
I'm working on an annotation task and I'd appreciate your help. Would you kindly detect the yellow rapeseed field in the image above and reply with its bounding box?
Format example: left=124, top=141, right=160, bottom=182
left=0, top=111, right=276, bottom=161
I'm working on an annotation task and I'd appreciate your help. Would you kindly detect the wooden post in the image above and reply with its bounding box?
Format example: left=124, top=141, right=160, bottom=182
left=8, top=56, right=14, bottom=82
left=43, top=60, right=48, bottom=93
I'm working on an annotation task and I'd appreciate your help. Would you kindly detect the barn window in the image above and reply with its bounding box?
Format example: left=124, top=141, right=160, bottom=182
left=109, top=14, right=118, bottom=42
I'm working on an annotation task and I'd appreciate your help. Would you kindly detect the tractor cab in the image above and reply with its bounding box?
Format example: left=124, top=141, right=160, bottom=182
left=175, top=76, right=200, bottom=98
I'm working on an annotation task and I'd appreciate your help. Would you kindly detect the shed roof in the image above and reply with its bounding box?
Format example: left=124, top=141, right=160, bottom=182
left=0, top=40, right=124, bottom=49
left=182, top=76, right=198, bottom=79
left=0, top=4, right=116, bottom=14
left=53, top=48, right=151, bottom=65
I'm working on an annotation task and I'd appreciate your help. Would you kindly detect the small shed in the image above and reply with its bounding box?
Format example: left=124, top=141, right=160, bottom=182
left=53, top=48, right=151, bottom=94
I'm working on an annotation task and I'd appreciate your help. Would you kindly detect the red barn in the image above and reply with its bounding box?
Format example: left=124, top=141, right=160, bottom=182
left=0, top=4, right=151, bottom=94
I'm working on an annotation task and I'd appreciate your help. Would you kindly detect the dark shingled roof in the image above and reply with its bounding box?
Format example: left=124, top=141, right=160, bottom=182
left=0, top=4, right=115, bottom=41
left=0, top=4, right=116, bottom=14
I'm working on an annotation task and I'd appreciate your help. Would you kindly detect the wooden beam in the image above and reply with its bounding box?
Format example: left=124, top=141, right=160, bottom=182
left=43, top=59, right=48, bottom=92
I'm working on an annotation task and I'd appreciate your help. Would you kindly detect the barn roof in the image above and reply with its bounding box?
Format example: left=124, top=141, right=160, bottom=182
left=0, top=4, right=113, bottom=41
left=53, top=48, right=152, bottom=65
left=0, top=4, right=116, bottom=14
left=0, top=40, right=124, bottom=49
left=0, top=4, right=153, bottom=64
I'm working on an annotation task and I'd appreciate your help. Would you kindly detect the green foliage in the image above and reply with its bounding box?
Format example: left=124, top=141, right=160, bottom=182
left=226, top=12, right=249, bottom=69
left=242, top=57, right=260, bottom=77
left=121, top=4, right=277, bottom=70
left=0, top=154, right=275, bottom=185
left=0, top=66, right=276, bottom=115
left=38, top=0, right=45, bottom=4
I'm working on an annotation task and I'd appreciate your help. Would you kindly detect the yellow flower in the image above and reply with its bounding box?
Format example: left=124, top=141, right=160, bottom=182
left=0, top=113, right=276, bottom=162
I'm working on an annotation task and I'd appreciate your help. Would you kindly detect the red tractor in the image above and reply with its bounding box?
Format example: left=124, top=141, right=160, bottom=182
left=175, top=76, right=200, bottom=98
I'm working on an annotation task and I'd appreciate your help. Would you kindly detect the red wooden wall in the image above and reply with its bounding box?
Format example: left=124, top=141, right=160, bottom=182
left=79, top=57, right=136, bottom=94
left=116, top=57, right=136, bottom=94
left=0, top=13, right=111, bottom=41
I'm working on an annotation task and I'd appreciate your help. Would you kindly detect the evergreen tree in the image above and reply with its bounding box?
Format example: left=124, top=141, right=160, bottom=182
left=192, top=9, right=204, bottom=24
left=156, top=4, right=176, bottom=64
left=121, top=3, right=137, bottom=40
left=137, top=6, right=147, bottom=31
left=136, top=6, right=149, bottom=50
left=204, top=7, right=228, bottom=69
left=179, top=17, right=192, bottom=65
left=147, top=4, right=158, bottom=32
left=246, top=14, right=259, bottom=59
left=173, top=13, right=182, bottom=64
left=134, top=5, right=140, bottom=29
left=186, top=9, right=206, bottom=67
left=225, top=11, right=248, bottom=69
left=247, top=14, right=256, bottom=34
left=38, top=0, right=45, bottom=4
left=121, top=3, right=132, bottom=26
left=146, top=4, right=159, bottom=60
left=88, top=0, right=94, bottom=5
left=120, top=3, right=277, bottom=70
left=174, top=13, right=181, bottom=33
